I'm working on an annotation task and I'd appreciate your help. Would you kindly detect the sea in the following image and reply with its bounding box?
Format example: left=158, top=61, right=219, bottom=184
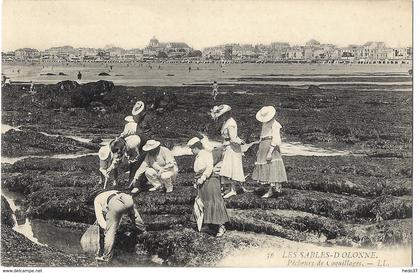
left=1, top=62, right=413, bottom=89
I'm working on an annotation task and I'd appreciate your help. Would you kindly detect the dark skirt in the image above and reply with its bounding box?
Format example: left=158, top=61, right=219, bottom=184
left=198, top=175, right=229, bottom=225
left=252, top=139, right=287, bottom=184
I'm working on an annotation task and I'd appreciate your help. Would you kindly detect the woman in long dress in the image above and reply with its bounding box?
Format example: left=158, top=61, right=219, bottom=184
left=210, top=104, right=246, bottom=199
left=188, top=137, right=229, bottom=237
left=252, top=106, right=288, bottom=198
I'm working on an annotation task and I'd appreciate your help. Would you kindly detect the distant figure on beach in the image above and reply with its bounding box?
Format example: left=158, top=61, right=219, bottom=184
left=29, top=81, right=34, bottom=92
left=110, top=65, right=113, bottom=70
left=252, top=106, right=287, bottom=198
left=77, top=71, right=82, bottom=81
left=4, top=77, right=11, bottom=87
left=189, top=66, right=191, bottom=72
left=212, top=81, right=218, bottom=100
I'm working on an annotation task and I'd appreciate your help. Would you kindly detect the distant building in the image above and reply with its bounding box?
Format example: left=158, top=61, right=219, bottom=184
left=143, top=37, right=192, bottom=58
left=1, top=51, right=15, bottom=62
left=106, top=47, right=125, bottom=61
left=43, top=46, right=75, bottom=61
left=361, top=41, right=386, bottom=60
left=202, top=45, right=224, bottom=60
left=341, top=45, right=362, bottom=60
left=305, top=39, right=321, bottom=47
left=14, top=48, right=40, bottom=61
left=224, top=45, right=233, bottom=60
left=77, top=47, right=99, bottom=61
left=270, top=42, right=290, bottom=50
left=286, top=46, right=304, bottom=60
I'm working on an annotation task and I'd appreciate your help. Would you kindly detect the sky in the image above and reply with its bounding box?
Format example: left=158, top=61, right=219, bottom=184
left=1, top=0, right=413, bottom=51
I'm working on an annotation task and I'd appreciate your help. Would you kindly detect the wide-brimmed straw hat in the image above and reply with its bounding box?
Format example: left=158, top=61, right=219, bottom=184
left=142, top=140, right=161, bottom=151
left=124, top=116, right=135, bottom=122
left=98, top=145, right=111, bottom=160
left=187, top=137, right=201, bottom=147
left=132, top=101, right=145, bottom=116
left=256, top=106, right=276, bottom=123
left=210, top=104, right=231, bottom=120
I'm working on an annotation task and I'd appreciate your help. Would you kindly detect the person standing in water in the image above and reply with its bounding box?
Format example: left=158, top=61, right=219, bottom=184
left=77, top=71, right=82, bottom=82
left=252, top=106, right=288, bottom=198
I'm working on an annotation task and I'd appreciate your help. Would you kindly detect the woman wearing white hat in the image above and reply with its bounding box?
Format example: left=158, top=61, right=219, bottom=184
left=106, top=134, right=146, bottom=186
left=211, top=105, right=246, bottom=199
left=187, top=137, right=229, bottom=237
left=98, top=145, right=119, bottom=187
left=119, top=101, right=146, bottom=139
left=131, top=140, right=178, bottom=193
left=252, top=106, right=287, bottom=198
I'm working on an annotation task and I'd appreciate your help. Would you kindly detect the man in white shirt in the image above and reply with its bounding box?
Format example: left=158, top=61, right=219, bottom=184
left=130, top=140, right=178, bottom=193
left=94, top=190, right=145, bottom=262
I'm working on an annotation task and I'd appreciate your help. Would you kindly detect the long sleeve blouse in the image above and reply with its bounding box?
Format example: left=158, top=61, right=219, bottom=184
left=260, top=119, right=282, bottom=147
left=133, top=146, right=178, bottom=181
left=221, top=117, right=242, bottom=145
left=194, top=149, right=214, bottom=180
left=120, top=121, right=138, bottom=138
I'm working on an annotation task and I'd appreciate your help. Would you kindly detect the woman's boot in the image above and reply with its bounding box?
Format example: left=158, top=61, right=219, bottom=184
left=216, top=224, right=226, bottom=237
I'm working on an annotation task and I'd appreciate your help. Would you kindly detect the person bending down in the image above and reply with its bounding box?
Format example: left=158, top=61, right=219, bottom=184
left=130, top=140, right=178, bottom=193
left=94, top=190, right=145, bottom=262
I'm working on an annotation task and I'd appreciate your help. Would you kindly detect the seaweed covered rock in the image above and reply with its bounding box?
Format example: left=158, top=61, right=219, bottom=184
left=225, top=189, right=412, bottom=222
left=1, top=196, right=15, bottom=227
left=10, top=155, right=98, bottom=173
left=1, top=128, right=99, bottom=157
left=26, top=187, right=95, bottom=223
left=1, top=225, right=90, bottom=266
left=71, top=80, right=114, bottom=107
left=138, top=227, right=227, bottom=266
left=56, top=80, right=79, bottom=92
left=2, top=171, right=98, bottom=195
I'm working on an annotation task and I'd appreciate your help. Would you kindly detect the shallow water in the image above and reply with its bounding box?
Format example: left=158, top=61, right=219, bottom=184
left=1, top=152, right=98, bottom=164
left=1, top=124, right=21, bottom=134
left=1, top=189, right=155, bottom=264
left=172, top=141, right=351, bottom=157
left=2, top=63, right=412, bottom=87
left=1, top=189, right=43, bottom=245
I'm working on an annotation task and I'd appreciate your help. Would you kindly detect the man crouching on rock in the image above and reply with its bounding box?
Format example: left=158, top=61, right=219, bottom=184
left=94, top=190, right=145, bottom=262
left=130, top=140, right=178, bottom=193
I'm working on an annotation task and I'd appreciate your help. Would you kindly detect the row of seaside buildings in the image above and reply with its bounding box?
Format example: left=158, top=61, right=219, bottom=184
left=1, top=37, right=412, bottom=64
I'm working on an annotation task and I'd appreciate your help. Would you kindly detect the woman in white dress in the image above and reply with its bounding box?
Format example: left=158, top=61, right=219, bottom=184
left=252, top=106, right=288, bottom=198
left=210, top=105, right=246, bottom=199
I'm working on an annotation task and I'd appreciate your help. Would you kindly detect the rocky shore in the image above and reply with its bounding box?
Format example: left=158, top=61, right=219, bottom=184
left=1, top=79, right=412, bottom=266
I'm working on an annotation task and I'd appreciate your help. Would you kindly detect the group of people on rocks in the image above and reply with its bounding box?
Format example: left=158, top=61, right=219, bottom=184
left=92, top=95, right=288, bottom=262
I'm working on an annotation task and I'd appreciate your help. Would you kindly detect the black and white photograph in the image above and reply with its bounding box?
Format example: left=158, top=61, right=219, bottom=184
left=0, top=0, right=415, bottom=269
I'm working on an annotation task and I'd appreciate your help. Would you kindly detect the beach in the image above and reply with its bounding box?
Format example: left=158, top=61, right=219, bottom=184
left=1, top=63, right=413, bottom=266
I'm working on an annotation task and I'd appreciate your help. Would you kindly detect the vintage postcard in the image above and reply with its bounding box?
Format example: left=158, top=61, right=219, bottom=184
left=0, top=0, right=414, bottom=269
